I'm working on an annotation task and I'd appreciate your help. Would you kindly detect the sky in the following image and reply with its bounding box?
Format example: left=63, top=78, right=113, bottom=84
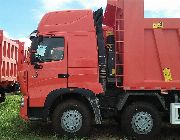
left=0, top=0, right=180, bottom=47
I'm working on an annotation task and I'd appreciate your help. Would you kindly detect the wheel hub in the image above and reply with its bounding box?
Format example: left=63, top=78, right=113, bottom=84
left=131, top=111, right=153, bottom=134
left=61, top=110, right=82, bottom=133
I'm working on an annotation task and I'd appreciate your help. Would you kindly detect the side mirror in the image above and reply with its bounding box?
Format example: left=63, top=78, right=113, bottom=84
left=34, top=63, right=43, bottom=69
left=30, top=36, right=35, bottom=41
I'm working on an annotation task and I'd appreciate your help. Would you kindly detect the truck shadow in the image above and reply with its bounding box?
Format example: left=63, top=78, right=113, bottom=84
left=158, top=124, right=180, bottom=140
left=24, top=120, right=180, bottom=140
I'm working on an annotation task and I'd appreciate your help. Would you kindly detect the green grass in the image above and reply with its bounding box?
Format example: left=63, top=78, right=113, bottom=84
left=0, top=95, right=63, bottom=140
left=0, top=95, right=126, bottom=140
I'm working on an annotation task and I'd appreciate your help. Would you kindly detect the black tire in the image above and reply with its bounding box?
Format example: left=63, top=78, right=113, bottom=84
left=52, top=99, right=92, bottom=137
left=114, top=112, right=122, bottom=125
left=121, top=102, right=161, bottom=140
left=0, top=93, right=5, bottom=103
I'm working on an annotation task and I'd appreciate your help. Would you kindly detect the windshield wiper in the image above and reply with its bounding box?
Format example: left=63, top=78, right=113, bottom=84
left=45, top=59, right=53, bottom=62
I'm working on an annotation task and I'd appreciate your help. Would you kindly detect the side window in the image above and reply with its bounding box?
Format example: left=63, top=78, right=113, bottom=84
left=35, top=37, right=65, bottom=62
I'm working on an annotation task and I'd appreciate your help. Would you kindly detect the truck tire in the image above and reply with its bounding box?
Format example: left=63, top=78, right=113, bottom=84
left=121, top=102, right=161, bottom=140
left=0, top=93, right=5, bottom=103
left=52, top=99, right=92, bottom=137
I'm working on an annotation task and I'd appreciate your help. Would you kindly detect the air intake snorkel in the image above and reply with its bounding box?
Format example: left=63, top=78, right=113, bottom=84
left=94, top=8, right=107, bottom=91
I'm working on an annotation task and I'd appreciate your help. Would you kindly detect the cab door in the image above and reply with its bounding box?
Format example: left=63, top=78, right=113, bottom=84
left=28, top=35, right=68, bottom=107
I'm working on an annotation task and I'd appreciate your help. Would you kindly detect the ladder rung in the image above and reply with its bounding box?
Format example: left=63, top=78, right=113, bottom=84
left=116, top=41, right=124, bottom=43
left=116, top=30, right=124, bottom=32
left=116, top=64, right=124, bottom=66
left=116, top=19, right=124, bottom=21
left=116, top=86, right=124, bottom=88
left=116, top=40, right=124, bottom=42
left=116, top=52, right=124, bottom=54
left=116, top=54, right=123, bottom=57
left=116, top=75, right=124, bottom=77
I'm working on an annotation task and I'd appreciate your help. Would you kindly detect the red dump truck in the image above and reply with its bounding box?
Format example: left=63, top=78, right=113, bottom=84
left=0, top=30, right=25, bottom=103
left=19, top=0, right=180, bottom=139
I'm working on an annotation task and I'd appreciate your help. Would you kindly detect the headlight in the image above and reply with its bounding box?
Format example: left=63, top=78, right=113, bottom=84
left=20, top=97, right=24, bottom=107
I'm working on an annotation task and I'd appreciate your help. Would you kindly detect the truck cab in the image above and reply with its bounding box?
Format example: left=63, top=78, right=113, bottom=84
left=19, top=9, right=105, bottom=136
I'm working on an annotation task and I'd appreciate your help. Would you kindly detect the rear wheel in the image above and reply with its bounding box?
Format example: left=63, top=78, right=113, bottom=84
left=52, top=99, right=92, bottom=137
left=121, top=102, right=161, bottom=140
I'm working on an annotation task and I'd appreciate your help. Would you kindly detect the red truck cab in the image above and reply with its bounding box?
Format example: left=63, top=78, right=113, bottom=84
left=20, top=9, right=105, bottom=135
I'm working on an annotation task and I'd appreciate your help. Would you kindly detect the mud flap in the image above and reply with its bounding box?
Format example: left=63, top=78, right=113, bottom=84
left=89, top=97, right=102, bottom=124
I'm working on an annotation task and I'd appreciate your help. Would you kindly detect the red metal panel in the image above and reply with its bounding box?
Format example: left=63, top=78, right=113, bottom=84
left=68, top=68, right=103, bottom=94
left=178, top=29, right=180, bottom=40
left=13, top=40, right=26, bottom=72
left=144, top=30, right=162, bottom=81
left=68, top=32, right=103, bottom=94
left=0, top=30, right=23, bottom=86
left=68, top=32, right=98, bottom=68
left=123, top=0, right=145, bottom=89
left=0, top=31, right=2, bottom=82
left=104, top=0, right=124, bottom=28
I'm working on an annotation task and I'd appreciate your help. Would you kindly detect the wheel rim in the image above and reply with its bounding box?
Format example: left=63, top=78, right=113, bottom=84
left=131, top=111, right=153, bottom=134
left=61, top=110, right=82, bottom=133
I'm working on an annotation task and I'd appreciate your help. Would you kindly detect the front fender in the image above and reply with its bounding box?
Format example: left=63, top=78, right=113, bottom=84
left=43, top=88, right=102, bottom=124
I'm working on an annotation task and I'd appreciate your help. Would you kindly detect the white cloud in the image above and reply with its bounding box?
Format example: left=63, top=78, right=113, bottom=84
left=78, top=0, right=107, bottom=9
left=3, top=31, right=13, bottom=39
left=18, top=38, right=31, bottom=49
left=144, top=0, right=180, bottom=11
left=144, top=0, right=180, bottom=17
left=41, top=0, right=107, bottom=11
left=38, top=0, right=180, bottom=18
left=41, top=0, right=76, bottom=11
left=33, top=0, right=107, bottom=20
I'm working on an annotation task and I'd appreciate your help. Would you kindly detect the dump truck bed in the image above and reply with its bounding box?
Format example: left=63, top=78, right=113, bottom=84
left=0, top=30, right=19, bottom=84
left=124, top=1, right=180, bottom=90
left=104, top=0, right=180, bottom=90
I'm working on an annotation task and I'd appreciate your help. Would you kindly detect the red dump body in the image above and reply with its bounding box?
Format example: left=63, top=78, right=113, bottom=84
left=104, top=0, right=180, bottom=90
left=0, top=30, right=24, bottom=87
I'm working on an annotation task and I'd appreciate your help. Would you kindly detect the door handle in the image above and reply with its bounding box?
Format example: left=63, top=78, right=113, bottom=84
left=58, top=74, right=69, bottom=78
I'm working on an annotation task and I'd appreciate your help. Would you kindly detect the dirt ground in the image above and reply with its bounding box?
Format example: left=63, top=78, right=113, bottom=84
left=29, top=119, right=180, bottom=140
left=89, top=121, right=180, bottom=140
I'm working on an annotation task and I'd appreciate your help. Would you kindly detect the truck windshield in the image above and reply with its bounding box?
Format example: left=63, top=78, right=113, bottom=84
left=31, top=37, right=65, bottom=63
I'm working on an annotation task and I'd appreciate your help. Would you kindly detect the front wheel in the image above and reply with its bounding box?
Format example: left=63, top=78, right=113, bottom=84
left=52, top=99, right=92, bottom=137
left=121, top=102, right=161, bottom=140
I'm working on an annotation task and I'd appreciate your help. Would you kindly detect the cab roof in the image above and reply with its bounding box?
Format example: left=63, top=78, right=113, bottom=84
left=38, top=10, right=95, bottom=34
